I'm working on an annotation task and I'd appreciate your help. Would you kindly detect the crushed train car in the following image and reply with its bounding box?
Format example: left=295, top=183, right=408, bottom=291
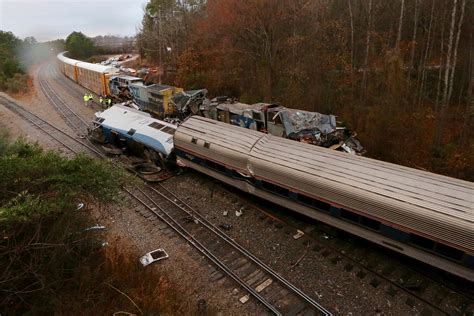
left=195, top=97, right=364, bottom=155
left=129, top=83, right=183, bottom=118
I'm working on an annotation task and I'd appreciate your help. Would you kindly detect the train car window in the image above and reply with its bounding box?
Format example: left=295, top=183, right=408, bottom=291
left=435, top=243, right=464, bottom=261
left=359, top=215, right=381, bottom=231
left=262, top=180, right=276, bottom=192
left=274, top=185, right=289, bottom=196
left=149, top=122, right=165, bottom=130
left=262, top=180, right=289, bottom=196
left=127, top=128, right=136, bottom=136
left=313, top=199, right=330, bottom=212
left=204, top=142, right=210, bottom=148
left=340, top=209, right=359, bottom=223
left=410, top=233, right=435, bottom=250
left=297, top=193, right=313, bottom=206
left=191, top=137, right=198, bottom=144
left=205, top=159, right=226, bottom=173
left=161, top=126, right=176, bottom=135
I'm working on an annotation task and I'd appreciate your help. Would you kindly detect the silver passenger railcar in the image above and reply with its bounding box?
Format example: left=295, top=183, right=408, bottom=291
left=174, top=116, right=474, bottom=281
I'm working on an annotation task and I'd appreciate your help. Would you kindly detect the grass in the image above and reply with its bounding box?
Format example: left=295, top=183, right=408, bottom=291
left=0, top=136, right=190, bottom=314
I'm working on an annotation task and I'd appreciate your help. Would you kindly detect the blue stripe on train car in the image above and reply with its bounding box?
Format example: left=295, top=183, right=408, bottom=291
left=288, top=191, right=298, bottom=201
left=330, top=205, right=341, bottom=217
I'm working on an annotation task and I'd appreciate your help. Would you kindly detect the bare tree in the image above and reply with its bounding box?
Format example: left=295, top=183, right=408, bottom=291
left=447, top=0, right=466, bottom=105
left=435, top=0, right=449, bottom=112
left=395, top=0, right=405, bottom=50
left=361, top=0, right=373, bottom=97
left=408, top=0, right=419, bottom=74
left=417, top=0, right=436, bottom=106
left=434, top=0, right=458, bottom=151
left=348, top=0, right=355, bottom=69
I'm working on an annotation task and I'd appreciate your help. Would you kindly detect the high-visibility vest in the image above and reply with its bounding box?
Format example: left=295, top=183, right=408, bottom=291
left=83, top=95, right=88, bottom=101
left=107, top=98, right=111, bottom=105
left=99, top=97, right=103, bottom=103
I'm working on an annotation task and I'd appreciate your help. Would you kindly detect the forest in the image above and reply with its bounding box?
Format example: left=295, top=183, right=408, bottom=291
left=137, top=0, right=473, bottom=181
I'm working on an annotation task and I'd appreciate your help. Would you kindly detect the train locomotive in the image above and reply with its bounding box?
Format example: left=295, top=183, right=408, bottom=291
left=174, top=116, right=474, bottom=281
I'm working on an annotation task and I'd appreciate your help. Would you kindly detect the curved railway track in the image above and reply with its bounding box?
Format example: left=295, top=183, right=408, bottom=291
left=0, top=95, right=101, bottom=157
left=0, top=66, right=332, bottom=315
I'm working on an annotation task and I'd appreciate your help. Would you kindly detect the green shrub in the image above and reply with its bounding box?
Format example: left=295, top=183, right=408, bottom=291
left=3, top=73, right=29, bottom=94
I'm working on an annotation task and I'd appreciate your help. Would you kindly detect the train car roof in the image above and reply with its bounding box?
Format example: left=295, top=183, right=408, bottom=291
left=95, top=104, right=176, bottom=156
left=177, top=115, right=263, bottom=155
left=57, top=51, right=118, bottom=74
left=176, top=116, right=474, bottom=253
left=57, top=51, right=79, bottom=66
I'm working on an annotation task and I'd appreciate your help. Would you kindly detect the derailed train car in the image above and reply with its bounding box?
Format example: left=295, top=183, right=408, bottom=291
left=174, top=116, right=474, bottom=281
left=90, top=104, right=176, bottom=165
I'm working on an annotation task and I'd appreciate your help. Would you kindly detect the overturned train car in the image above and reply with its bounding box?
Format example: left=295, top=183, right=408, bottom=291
left=90, top=104, right=176, bottom=164
left=174, top=116, right=474, bottom=281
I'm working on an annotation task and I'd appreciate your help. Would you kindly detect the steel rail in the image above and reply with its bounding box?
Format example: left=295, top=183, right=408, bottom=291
left=38, top=66, right=89, bottom=132
left=0, top=96, right=104, bottom=158
left=124, top=186, right=284, bottom=316
left=148, top=184, right=332, bottom=315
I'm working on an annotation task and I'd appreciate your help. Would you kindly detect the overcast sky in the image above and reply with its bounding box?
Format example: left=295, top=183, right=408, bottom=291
left=0, top=0, right=148, bottom=42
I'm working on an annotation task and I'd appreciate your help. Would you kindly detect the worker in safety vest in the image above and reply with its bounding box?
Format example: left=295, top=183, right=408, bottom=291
left=99, top=95, right=103, bottom=107
left=83, top=93, right=89, bottom=106
left=107, top=98, right=112, bottom=107
left=88, top=93, right=94, bottom=104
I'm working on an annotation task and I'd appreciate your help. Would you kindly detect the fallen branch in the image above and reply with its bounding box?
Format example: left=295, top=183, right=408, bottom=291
left=105, top=282, right=143, bottom=315
left=290, top=241, right=310, bottom=268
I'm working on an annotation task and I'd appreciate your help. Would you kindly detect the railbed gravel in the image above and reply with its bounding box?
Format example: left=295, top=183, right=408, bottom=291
left=162, top=171, right=449, bottom=315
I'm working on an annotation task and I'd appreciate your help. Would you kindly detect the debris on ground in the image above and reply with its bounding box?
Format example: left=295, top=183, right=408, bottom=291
left=239, top=278, right=273, bottom=304
left=219, top=223, right=232, bottom=230
left=76, top=202, right=85, bottom=211
left=139, top=248, right=169, bottom=266
left=84, top=224, right=106, bottom=231
left=292, top=230, right=305, bottom=240
left=235, top=207, right=244, bottom=217
left=197, top=298, right=207, bottom=312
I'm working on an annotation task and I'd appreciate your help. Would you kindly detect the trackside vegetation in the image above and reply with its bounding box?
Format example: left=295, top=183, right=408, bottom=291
left=0, top=136, right=186, bottom=314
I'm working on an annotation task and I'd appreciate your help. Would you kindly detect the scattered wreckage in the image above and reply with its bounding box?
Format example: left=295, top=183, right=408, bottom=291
left=177, top=94, right=364, bottom=155
left=89, top=94, right=363, bottom=184
left=140, top=248, right=169, bottom=266
left=104, top=73, right=363, bottom=154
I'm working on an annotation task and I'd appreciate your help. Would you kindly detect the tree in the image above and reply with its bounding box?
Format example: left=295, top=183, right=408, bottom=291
left=65, top=31, right=95, bottom=59
left=0, top=31, right=24, bottom=91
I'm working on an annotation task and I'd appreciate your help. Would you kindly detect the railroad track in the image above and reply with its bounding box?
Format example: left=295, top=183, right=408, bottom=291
left=38, top=65, right=90, bottom=135
left=208, top=183, right=474, bottom=316
left=126, top=183, right=331, bottom=315
left=2, top=71, right=332, bottom=315
left=0, top=95, right=101, bottom=157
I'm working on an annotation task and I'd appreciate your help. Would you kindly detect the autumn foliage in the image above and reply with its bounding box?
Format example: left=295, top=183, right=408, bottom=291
left=138, top=0, right=474, bottom=180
